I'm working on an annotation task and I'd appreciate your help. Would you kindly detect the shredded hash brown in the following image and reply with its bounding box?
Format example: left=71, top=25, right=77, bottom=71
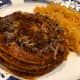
left=34, top=3, right=80, bottom=54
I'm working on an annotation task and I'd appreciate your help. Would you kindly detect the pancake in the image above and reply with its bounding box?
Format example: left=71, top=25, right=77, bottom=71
left=0, top=12, right=68, bottom=77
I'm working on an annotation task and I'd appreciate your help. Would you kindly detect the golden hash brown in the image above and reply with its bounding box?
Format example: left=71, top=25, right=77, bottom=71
left=34, top=3, right=80, bottom=54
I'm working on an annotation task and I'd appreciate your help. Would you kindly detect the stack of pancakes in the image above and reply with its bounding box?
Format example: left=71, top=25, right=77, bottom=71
left=0, top=12, right=68, bottom=77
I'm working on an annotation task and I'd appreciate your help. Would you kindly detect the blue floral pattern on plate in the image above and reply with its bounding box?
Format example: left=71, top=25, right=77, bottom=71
left=0, top=67, right=20, bottom=80
left=0, top=0, right=11, bottom=7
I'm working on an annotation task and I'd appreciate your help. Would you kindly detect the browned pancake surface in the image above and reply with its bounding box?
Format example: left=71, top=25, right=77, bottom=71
left=0, top=12, right=68, bottom=77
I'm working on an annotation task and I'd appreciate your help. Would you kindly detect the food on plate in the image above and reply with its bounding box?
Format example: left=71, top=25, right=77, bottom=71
left=0, top=12, right=68, bottom=77
left=34, top=3, right=80, bottom=54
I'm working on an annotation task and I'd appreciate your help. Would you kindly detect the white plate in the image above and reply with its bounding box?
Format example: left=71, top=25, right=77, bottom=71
left=0, top=2, right=80, bottom=80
